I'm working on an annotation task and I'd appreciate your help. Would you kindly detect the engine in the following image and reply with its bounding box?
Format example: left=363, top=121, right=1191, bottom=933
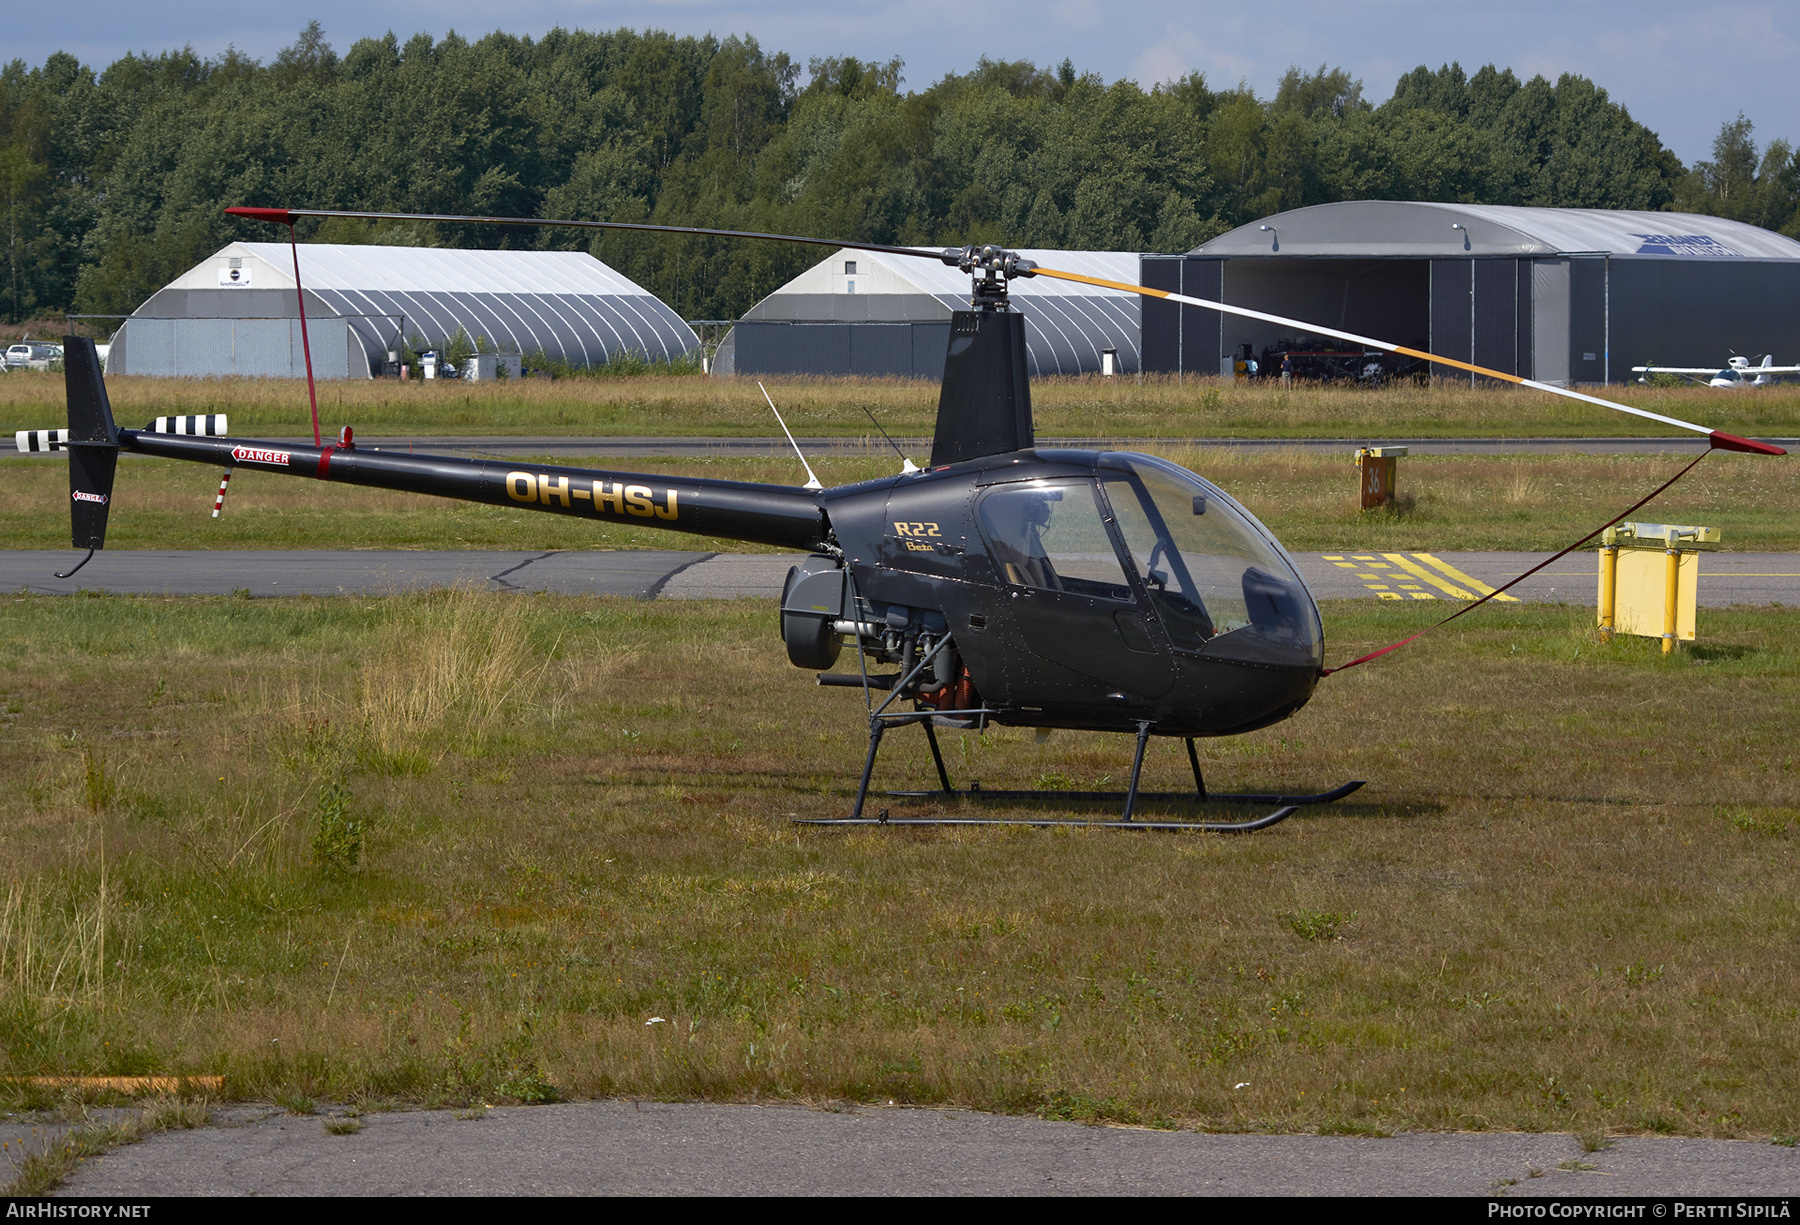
left=778, top=554, right=977, bottom=719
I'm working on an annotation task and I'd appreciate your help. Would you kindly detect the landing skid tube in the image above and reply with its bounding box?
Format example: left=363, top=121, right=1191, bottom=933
left=794, top=710, right=1364, bottom=831
left=799, top=806, right=1305, bottom=833
left=889, top=781, right=1366, bottom=807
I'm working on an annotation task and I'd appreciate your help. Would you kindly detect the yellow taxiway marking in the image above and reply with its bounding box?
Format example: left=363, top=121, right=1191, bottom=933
left=1323, top=554, right=1799, bottom=603
left=1378, top=554, right=1478, bottom=600
left=1406, top=553, right=1523, bottom=602
left=1411, top=552, right=1522, bottom=601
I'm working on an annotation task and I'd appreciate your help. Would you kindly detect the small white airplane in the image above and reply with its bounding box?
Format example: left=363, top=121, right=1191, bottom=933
left=1632, top=354, right=1800, bottom=388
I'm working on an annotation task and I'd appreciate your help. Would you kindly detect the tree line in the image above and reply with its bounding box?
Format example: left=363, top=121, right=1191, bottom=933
left=2, top=23, right=1795, bottom=327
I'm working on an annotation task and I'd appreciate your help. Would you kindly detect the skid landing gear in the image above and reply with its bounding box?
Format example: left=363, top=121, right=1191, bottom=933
left=794, top=712, right=1364, bottom=832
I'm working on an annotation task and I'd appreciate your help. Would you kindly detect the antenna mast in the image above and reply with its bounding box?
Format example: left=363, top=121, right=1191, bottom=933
left=759, top=382, right=823, bottom=491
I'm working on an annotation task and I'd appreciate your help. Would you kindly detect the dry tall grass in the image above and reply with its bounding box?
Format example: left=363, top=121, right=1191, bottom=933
left=0, top=882, right=109, bottom=1017
left=353, top=587, right=549, bottom=767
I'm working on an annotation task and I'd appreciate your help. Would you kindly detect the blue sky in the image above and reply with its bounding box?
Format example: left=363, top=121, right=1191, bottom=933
left=10, top=0, right=1793, bottom=166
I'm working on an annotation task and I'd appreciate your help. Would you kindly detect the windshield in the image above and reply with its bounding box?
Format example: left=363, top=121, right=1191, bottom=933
left=1099, top=453, right=1322, bottom=668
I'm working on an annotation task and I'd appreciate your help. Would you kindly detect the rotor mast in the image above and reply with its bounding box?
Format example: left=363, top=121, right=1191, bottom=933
left=927, top=245, right=1040, bottom=467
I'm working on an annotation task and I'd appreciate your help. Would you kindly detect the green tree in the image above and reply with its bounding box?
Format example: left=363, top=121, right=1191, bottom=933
left=1369, top=61, right=1676, bottom=209
left=1271, top=64, right=1366, bottom=119
left=0, top=138, right=50, bottom=321
left=8, top=30, right=1780, bottom=331
left=1677, top=114, right=1799, bottom=233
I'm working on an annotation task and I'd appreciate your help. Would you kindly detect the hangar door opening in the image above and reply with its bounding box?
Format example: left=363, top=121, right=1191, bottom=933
left=1144, top=255, right=1555, bottom=382
left=1219, top=259, right=1429, bottom=378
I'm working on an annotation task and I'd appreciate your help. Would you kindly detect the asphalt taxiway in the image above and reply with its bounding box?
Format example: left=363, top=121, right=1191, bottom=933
left=4, top=549, right=1796, bottom=607
left=19, top=1100, right=1795, bottom=1197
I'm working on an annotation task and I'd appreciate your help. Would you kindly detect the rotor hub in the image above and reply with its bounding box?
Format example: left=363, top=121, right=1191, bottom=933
left=940, top=244, right=1037, bottom=311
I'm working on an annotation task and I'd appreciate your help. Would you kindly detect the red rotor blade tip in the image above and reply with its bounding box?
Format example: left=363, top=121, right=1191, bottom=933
left=225, top=206, right=295, bottom=225
left=1709, top=430, right=1787, bottom=456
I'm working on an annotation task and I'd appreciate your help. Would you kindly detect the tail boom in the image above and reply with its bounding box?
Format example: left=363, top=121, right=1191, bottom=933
left=120, top=430, right=831, bottom=552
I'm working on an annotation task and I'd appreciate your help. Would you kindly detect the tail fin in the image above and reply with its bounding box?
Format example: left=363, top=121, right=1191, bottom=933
left=63, top=336, right=119, bottom=551
left=1764, top=355, right=1775, bottom=368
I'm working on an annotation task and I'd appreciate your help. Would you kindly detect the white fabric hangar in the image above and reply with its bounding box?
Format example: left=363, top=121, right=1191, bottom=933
left=110, top=243, right=696, bottom=378
left=714, top=248, right=1142, bottom=378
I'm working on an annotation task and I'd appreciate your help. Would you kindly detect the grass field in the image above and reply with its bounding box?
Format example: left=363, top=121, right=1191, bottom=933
left=4, top=446, right=1796, bottom=553
left=5, top=369, right=1800, bottom=440
left=2, top=592, right=1795, bottom=1142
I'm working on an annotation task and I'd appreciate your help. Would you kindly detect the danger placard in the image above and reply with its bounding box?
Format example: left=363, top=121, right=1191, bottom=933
left=230, top=446, right=290, bottom=466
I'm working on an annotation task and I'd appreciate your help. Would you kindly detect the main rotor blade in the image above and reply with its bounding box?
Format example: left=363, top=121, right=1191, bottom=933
left=225, top=206, right=945, bottom=264
left=1032, top=266, right=1786, bottom=456
left=226, top=204, right=1782, bottom=457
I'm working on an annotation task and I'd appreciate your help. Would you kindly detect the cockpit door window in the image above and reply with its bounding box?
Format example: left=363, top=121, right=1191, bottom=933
left=977, top=480, right=1132, bottom=601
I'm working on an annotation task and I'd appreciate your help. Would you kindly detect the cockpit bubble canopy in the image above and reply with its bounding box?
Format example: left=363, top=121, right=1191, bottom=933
left=1098, top=452, right=1323, bottom=669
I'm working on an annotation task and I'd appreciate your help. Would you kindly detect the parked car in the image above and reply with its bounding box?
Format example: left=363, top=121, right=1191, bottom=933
left=4, top=342, right=64, bottom=371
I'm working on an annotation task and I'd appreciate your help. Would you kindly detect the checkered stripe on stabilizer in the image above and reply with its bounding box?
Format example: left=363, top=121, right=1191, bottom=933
left=148, top=414, right=228, bottom=436
left=15, top=428, right=68, bottom=452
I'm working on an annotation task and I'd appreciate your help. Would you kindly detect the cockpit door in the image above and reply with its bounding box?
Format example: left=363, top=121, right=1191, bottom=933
left=975, top=478, right=1174, bottom=700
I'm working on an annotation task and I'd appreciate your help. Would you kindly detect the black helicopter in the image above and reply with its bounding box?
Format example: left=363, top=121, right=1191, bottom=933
left=33, top=207, right=1785, bottom=830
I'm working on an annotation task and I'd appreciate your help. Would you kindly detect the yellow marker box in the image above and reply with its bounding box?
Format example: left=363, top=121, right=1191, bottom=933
left=1597, top=522, right=1720, bottom=653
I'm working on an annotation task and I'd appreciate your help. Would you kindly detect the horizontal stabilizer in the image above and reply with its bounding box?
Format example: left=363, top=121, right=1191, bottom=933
left=17, top=429, right=68, bottom=452
left=147, top=414, right=228, bottom=436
